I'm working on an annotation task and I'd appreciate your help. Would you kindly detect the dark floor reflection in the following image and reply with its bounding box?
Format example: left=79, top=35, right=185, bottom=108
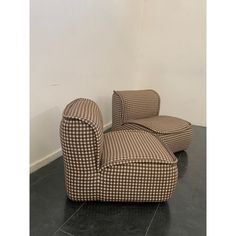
left=175, top=151, right=188, bottom=179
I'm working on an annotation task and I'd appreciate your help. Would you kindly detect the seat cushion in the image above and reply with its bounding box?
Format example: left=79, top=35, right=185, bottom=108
left=127, top=115, right=191, bottom=134
left=100, top=130, right=178, bottom=202
left=118, top=116, right=192, bottom=153
left=101, top=130, right=176, bottom=169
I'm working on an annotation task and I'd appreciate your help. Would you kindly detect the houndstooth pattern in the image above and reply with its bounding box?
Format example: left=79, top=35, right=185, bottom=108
left=112, top=90, right=192, bottom=152
left=158, top=127, right=193, bottom=153
left=100, top=163, right=177, bottom=202
left=101, top=130, right=177, bottom=168
left=113, top=90, right=161, bottom=127
left=100, top=130, right=177, bottom=202
left=60, top=98, right=178, bottom=202
left=112, top=91, right=124, bottom=131
left=63, top=98, right=104, bottom=162
left=60, top=119, right=99, bottom=201
left=60, top=98, right=103, bottom=201
left=118, top=123, right=192, bottom=153
left=128, top=115, right=191, bottom=134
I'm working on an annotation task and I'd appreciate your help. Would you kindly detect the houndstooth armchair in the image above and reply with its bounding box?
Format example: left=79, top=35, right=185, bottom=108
left=112, top=90, right=192, bottom=153
left=60, top=98, right=178, bottom=202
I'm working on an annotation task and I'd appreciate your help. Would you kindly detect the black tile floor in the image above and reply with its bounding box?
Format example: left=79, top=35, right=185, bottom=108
left=30, top=125, right=206, bottom=236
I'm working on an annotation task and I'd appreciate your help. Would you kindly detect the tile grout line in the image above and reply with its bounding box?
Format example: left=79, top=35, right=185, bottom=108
left=59, top=228, right=74, bottom=236
left=52, top=202, right=86, bottom=236
left=144, top=203, right=160, bottom=236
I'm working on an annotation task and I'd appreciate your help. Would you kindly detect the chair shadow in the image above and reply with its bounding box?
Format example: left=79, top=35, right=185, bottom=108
left=175, top=151, right=189, bottom=179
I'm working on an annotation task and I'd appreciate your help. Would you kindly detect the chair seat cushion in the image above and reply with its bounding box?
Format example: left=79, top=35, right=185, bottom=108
left=127, top=115, right=191, bottom=134
left=100, top=130, right=178, bottom=202
left=101, top=130, right=176, bottom=169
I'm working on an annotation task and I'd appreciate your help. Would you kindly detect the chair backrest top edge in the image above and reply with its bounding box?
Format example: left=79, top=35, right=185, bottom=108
left=62, top=98, right=103, bottom=131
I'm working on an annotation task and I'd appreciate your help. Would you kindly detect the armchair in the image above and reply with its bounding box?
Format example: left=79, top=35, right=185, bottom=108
left=112, top=90, right=192, bottom=153
left=60, top=98, right=178, bottom=202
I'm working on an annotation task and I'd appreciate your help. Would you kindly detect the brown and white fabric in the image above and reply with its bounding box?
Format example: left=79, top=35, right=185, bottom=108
left=112, top=90, right=160, bottom=130
left=100, top=130, right=177, bottom=202
left=60, top=98, right=103, bottom=201
left=112, top=90, right=192, bottom=153
left=128, top=116, right=190, bottom=134
left=60, top=98, right=178, bottom=202
left=101, top=130, right=176, bottom=168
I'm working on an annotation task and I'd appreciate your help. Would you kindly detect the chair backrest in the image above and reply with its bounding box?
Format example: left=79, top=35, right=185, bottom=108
left=112, top=89, right=160, bottom=130
left=60, top=98, right=104, bottom=173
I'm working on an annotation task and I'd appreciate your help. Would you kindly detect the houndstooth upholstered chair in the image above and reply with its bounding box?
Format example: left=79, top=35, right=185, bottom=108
left=112, top=90, right=192, bottom=153
left=60, top=98, right=178, bottom=202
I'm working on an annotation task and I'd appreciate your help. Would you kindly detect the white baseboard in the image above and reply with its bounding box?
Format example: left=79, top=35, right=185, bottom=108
left=30, top=148, right=62, bottom=173
left=103, top=122, right=112, bottom=131
left=30, top=122, right=112, bottom=173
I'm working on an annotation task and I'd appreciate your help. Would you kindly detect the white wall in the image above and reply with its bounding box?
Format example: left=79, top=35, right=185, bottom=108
left=30, top=0, right=205, bottom=171
left=30, top=0, right=144, bottom=171
left=134, top=0, right=206, bottom=126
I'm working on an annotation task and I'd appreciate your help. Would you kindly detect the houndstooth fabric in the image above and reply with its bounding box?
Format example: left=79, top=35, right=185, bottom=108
left=158, top=127, right=192, bottom=153
left=60, top=98, right=103, bottom=201
left=63, top=98, right=104, bottom=160
left=112, top=92, right=124, bottom=131
left=101, top=130, right=176, bottom=168
left=60, top=118, right=99, bottom=201
left=100, top=130, right=177, bottom=202
left=128, top=116, right=191, bottom=134
left=60, top=98, right=178, bottom=202
left=112, top=90, right=192, bottom=152
left=112, top=90, right=161, bottom=128
left=100, top=163, right=177, bottom=202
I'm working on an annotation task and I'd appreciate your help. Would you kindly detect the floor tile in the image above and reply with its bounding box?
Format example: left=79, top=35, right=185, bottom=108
left=60, top=202, right=158, bottom=236
left=54, top=229, right=73, bottom=236
left=30, top=158, right=84, bottom=236
left=30, top=126, right=206, bottom=236
left=30, top=157, right=64, bottom=186
left=146, top=126, right=206, bottom=236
